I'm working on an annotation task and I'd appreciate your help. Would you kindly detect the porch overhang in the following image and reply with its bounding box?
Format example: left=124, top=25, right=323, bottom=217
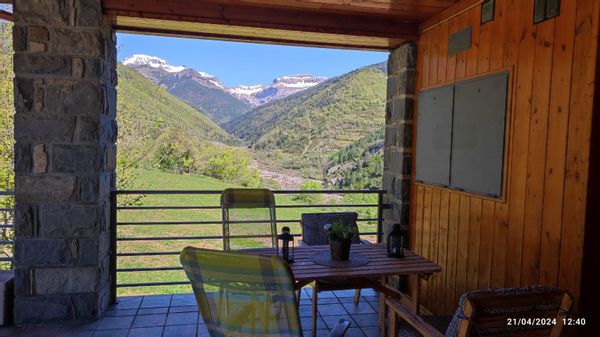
left=101, top=0, right=457, bottom=50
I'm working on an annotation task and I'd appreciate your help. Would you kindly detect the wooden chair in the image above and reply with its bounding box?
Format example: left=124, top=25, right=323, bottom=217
left=300, top=212, right=374, bottom=337
left=220, top=188, right=277, bottom=251
left=180, top=247, right=351, bottom=337
left=385, top=286, right=572, bottom=337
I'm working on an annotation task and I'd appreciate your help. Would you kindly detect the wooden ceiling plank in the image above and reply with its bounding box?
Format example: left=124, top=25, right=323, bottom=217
left=113, top=16, right=402, bottom=50
left=102, top=0, right=420, bottom=40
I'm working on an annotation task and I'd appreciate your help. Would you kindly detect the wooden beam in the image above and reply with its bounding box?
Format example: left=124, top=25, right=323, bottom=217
left=114, top=16, right=403, bottom=50
left=103, top=0, right=419, bottom=46
left=0, top=10, right=12, bottom=22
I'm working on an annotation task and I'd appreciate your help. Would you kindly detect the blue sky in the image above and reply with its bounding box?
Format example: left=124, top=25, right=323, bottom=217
left=117, top=33, right=388, bottom=87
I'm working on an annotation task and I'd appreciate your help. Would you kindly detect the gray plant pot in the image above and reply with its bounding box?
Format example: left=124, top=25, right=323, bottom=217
left=330, top=239, right=351, bottom=261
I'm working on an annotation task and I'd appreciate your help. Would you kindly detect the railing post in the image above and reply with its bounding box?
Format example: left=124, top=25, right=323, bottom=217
left=377, top=191, right=384, bottom=243
left=110, top=191, right=118, bottom=304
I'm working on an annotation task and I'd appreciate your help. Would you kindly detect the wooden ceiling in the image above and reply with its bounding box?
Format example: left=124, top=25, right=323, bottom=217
left=103, top=0, right=458, bottom=50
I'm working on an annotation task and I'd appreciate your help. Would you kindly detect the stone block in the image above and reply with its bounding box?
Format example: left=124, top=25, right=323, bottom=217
left=385, top=124, right=413, bottom=148
left=14, top=143, right=32, bottom=173
left=79, top=173, right=110, bottom=203
left=38, top=204, right=100, bottom=239
left=391, top=97, right=414, bottom=121
left=35, top=267, right=98, bottom=294
left=104, top=85, right=117, bottom=117
left=14, top=114, right=76, bottom=142
left=72, top=58, right=85, bottom=79
left=386, top=76, right=398, bottom=99
left=388, top=151, right=412, bottom=175
left=397, top=69, right=416, bottom=95
left=76, top=116, right=100, bottom=142
left=44, top=81, right=102, bottom=115
left=27, top=26, right=49, bottom=42
left=14, top=269, right=31, bottom=296
left=52, top=28, right=102, bottom=56
left=78, top=239, right=99, bottom=265
left=388, top=42, right=417, bottom=75
left=15, top=175, right=77, bottom=203
left=27, top=25, right=49, bottom=52
left=32, top=144, right=48, bottom=173
left=14, top=204, right=36, bottom=238
left=14, top=54, right=71, bottom=77
left=14, top=0, right=69, bottom=26
left=104, top=145, right=117, bottom=171
left=12, top=25, right=27, bottom=53
left=75, top=0, right=102, bottom=27
left=83, top=58, right=103, bottom=80
left=15, top=239, right=77, bottom=266
left=392, top=178, right=411, bottom=201
left=98, top=116, right=118, bottom=143
left=14, top=293, right=101, bottom=324
left=14, top=78, right=34, bottom=112
left=52, top=144, right=100, bottom=174
left=14, top=295, right=69, bottom=324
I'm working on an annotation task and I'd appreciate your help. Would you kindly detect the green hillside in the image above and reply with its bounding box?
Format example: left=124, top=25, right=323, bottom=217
left=163, top=77, right=252, bottom=125
left=325, top=128, right=384, bottom=190
left=116, top=64, right=262, bottom=189
left=117, top=64, right=234, bottom=145
left=226, top=64, right=387, bottom=177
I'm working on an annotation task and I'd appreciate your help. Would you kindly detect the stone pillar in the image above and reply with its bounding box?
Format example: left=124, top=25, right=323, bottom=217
left=382, top=42, right=416, bottom=238
left=12, top=0, right=117, bottom=324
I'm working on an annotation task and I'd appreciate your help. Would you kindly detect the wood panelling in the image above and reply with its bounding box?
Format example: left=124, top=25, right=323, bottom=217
left=412, top=0, right=599, bottom=314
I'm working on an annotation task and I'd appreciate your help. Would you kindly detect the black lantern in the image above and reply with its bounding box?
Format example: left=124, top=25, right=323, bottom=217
left=278, top=226, right=295, bottom=263
left=387, top=223, right=406, bottom=258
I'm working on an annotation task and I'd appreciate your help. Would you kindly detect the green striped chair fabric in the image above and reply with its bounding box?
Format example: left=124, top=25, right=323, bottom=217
left=180, top=247, right=351, bottom=337
left=220, top=188, right=278, bottom=251
left=180, top=247, right=301, bottom=337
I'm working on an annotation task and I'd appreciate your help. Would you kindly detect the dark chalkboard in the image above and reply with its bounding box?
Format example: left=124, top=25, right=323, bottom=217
left=415, top=85, right=454, bottom=187
left=450, top=72, right=508, bottom=197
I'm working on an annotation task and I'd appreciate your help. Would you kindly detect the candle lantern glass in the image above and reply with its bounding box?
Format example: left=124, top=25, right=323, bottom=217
left=278, top=226, right=295, bottom=263
left=387, top=223, right=406, bottom=258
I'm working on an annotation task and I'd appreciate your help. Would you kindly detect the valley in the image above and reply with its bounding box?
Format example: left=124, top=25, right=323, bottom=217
left=119, top=54, right=387, bottom=192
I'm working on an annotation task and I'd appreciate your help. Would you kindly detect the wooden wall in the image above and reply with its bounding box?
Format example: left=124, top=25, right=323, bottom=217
left=411, top=0, right=600, bottom=315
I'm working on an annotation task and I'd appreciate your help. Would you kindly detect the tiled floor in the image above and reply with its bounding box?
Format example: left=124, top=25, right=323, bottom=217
left=0, top=288, right=381, bottom=337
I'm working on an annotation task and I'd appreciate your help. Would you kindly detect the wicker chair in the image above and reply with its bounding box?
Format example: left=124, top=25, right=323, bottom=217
left=300, top=212, right=373, bottom=337
left=180, top=247, right=351, bottom=337
left=386, top=286, right=572, bottom=337
left=220, top=188, right=278, bottom=251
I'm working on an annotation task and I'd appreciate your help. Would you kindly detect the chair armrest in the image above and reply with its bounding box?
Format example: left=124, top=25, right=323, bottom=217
left=298, top=239, right=308, bottom=247
left=386, top=297, right=445, bottom=337
left=359, top=239, right=371, bottom=245
left=327, top=319, right=350, bottom=337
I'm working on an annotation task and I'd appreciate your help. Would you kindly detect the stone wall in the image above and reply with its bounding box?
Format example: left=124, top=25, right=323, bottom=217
left=12, top=0, right=117, bottom=324
left=382, top=42, right=416, bottom=238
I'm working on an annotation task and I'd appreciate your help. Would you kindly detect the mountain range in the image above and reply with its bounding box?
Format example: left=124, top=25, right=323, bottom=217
left=121, top=54, right=387, bottom=181
left=123, top=55, right=327, bottom=124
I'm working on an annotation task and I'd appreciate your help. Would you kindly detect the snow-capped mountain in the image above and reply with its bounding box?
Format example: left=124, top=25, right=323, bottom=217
left=227, top=74, right=328, bottom=107
left=123, top=54, right=186, bottom=73
left=122, top=54, right=328, bottom=122
left=122, top=54, right=248, bottom=125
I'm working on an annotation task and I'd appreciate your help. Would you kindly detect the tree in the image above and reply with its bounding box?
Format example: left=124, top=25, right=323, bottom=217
left=294, top=181, right=323, bottom=204
left=0, top=21, right=14, bottom=268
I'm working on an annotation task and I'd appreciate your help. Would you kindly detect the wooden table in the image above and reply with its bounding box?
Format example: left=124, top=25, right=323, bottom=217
left=242, top=244, right=441, bottom=337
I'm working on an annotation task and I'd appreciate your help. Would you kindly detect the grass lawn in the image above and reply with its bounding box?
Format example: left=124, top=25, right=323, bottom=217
left=117, top=169, right=379, bottom=296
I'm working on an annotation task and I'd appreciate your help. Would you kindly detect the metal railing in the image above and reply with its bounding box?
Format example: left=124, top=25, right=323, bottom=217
left=0, top=190, right=15, bottom=267
left=110, top=189, right=388, bottom=302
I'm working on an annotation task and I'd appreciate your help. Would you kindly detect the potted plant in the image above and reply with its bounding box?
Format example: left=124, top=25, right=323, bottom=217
left=324, top=221, right=357, bottom=261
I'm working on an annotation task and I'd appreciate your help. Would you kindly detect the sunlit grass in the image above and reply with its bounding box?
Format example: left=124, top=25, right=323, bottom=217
left=117, top=169, right=378, bottom=296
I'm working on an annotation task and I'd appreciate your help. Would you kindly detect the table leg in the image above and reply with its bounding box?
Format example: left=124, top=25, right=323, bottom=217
left=409, top=274, right=421, bottom=315
left=379, top=276, right=386, bottom=337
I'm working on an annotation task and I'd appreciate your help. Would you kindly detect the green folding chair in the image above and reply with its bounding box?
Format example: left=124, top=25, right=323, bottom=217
left=220, top=188, right=278, bottom=251
left=180, top=247, right=350, bottom=337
